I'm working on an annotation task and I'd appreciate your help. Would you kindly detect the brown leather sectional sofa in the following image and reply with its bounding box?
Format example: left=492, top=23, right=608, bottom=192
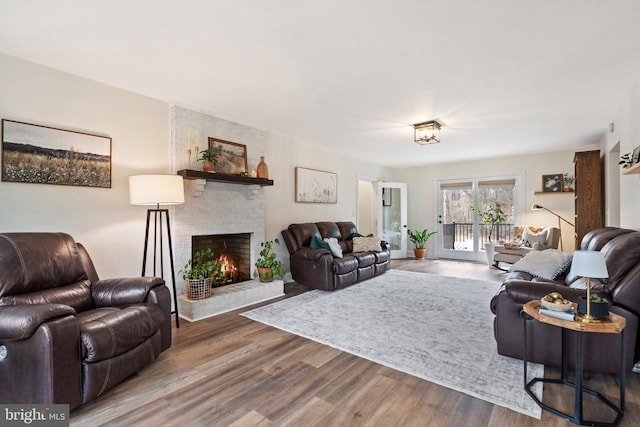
left=490, top=227, right=640, bottom=373
left=0, top=232, right=172, bottom=409
left=281, top=221, right=390, bottom=291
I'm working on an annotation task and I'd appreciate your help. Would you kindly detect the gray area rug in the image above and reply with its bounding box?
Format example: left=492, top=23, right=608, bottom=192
left=242, top=269, right=543, bottom=418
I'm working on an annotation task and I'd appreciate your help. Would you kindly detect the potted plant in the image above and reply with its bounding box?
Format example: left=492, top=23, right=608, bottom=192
left=180, top=248, right=224, bottom=299
left=199, top=147, right=218, bottom=172
left=407, top=228, right=438, bottom=260
left=578, top=293, right=609, bottom=319
left=253, top=238, right=286, bottom=282
left=563, top=173, right=575, bottom=191
left=472, top=203, right=507, bottom=265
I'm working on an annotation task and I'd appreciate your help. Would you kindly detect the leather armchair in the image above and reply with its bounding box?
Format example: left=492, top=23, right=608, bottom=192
left=490, top=227, right=640, bottom=373
left=493, top=226, right=560, bottom=270
left=0, top=232, right=171, bottom=409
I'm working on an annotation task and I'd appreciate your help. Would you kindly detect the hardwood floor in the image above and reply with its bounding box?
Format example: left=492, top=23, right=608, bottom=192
left=70, top=259, right=639, bottom=426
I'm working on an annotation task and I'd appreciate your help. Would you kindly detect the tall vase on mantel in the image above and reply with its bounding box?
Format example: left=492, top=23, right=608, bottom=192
left=257, top=156, right=269, bottom=179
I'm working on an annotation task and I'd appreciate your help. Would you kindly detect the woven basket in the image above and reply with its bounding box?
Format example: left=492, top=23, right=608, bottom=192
left=186, top=278, right=213, bottom=300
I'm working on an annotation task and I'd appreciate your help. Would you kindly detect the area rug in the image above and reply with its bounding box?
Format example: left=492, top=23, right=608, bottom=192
left=242, top=269, right=543, bottom=418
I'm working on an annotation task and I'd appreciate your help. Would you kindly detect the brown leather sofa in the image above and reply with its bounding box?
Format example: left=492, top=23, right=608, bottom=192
left=490, top=227, right=640, bottom=373
left=0, top=232, right=172, bottom=409
left=281, top=221, right=390, bottom=291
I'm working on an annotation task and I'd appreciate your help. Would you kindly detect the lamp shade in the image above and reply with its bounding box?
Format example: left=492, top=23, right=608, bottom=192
left=569, top=250, right=609, bottom=278
left=129, top=174, right=185, bottom=206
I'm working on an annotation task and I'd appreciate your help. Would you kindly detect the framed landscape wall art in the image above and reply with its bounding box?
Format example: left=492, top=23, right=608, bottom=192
left=208, top=137, right=248, bottom=175
left=1, top=119, right=112, bottom=188
left=295, top=167, right=337, bottom=203
left=542, top=173, right=563, bottom=192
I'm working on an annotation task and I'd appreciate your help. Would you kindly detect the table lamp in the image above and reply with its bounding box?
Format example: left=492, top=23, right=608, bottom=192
left=569, top=250, right=609, bottom=323
left=129, top=174, right=184, bottom=327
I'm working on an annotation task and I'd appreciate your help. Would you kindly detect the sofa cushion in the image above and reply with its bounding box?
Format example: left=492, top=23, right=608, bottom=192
left=310, top=235, right=331, bottom=251
left=0, top=280, right=93, bottom=313
left=522, top=229, right=547, bottom=248
left=332, top=257, right=358, bottom=274
left=353, top=252, right=376, bottom=268
left=317, top=222, right=342, bottom=240
left=510, top=249, right=572, bottom=280
left=324, top=237, right=343, bottom=258
left=77, top=304, right=165, bottom=362
left=353, top=236, right=382, bottom=252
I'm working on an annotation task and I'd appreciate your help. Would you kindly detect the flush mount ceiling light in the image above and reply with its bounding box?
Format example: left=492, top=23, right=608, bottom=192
left=413, top=119, right=442, bottom=145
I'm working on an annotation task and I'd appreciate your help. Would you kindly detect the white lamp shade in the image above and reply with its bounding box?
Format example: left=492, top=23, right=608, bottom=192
left=569, top=250, right=609, bottom=278
left=129, top=174, right=185, bottom=206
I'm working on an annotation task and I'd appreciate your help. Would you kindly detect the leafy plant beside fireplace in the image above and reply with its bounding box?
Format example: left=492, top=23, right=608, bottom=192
left=181, top=248, right=225, bottom=299
left=253, top=238, right=286, bottom=282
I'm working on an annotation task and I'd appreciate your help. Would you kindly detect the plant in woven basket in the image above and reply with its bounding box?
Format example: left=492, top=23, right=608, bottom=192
left=253, top=238, right=285, bottom=282
left=181, top=248, right=225, bottom=300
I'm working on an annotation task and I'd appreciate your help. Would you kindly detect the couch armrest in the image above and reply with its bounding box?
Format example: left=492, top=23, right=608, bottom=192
left=503, top=281, right=585, bottom=305
left=92, top=276, right=166, bottom=307
left=292, top=247, right=332, bottom=261
left=0, top=304, right=76, bottom=341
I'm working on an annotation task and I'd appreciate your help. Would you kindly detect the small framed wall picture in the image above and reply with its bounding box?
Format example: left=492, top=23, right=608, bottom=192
left=542, top=174, right=563, bottom=192
left=632, top=146, right=640, bottom=165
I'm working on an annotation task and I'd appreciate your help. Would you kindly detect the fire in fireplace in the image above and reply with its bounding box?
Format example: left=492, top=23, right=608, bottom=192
left=192, top=233, right=251, bottom=287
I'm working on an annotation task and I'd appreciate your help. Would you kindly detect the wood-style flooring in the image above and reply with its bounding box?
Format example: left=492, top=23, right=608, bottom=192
left=70, top=259, right=639, bottom=426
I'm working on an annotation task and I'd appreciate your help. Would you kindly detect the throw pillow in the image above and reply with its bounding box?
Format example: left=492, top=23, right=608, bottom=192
left=509, top=249, right=572, bottom=280
left=323, top=237, right=343, bottom=258
left=310, top=235, right=331, bottom=251
left=522, top=229, right=548, bottom=248
left=352, top=236, right=382, bottom=252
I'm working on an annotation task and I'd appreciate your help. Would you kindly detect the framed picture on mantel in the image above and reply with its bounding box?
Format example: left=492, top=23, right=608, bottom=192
left=542, top=174, right=563, bottom=192
left=208, top=137, right=248, bottom=175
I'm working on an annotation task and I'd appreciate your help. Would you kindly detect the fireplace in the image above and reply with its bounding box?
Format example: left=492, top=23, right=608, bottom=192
left=192, top=233, right=251, bottom=287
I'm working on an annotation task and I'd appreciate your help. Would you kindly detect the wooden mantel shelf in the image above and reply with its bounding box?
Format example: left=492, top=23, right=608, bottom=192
left=177, top=169, right=274, bottom=186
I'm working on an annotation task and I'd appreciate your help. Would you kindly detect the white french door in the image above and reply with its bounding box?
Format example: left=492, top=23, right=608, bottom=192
left=436, top=176, right=518, bottom=262
left=377, top=182, right=407, bottom=259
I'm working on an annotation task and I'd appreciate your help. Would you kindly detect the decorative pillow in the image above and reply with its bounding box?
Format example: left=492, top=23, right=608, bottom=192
left=310, top=235, right=331, bottom=251
left=349, top=232, right=374, bottom=239
left=510, top=249, right=572, bottom=280
left=323, top=237, right=343, bottom=258
left=522, top=229, right=548, bottom=248
left=352, top=236, right=382, bottom=252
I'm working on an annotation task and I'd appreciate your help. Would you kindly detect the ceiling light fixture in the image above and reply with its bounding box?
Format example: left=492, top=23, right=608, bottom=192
left=413, top=120, right=442, bottom=145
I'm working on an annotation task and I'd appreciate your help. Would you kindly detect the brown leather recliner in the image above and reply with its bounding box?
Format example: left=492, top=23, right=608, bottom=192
left=281, top=221, right=391, bottom=291
left=0, top=232, right=172, bottom=409
left=490, top=227, right=640, bottom=373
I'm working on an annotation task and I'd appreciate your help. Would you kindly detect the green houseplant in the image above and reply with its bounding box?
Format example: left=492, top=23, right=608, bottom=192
left=180, top=248, right=224, bottom=299
left=407, top=228, right=438, bottom=260
left=199, top=147, right=219, bottom=172
left=471, top=203, right=507, bottom=243
left=253, top=238, right=286, bottom=282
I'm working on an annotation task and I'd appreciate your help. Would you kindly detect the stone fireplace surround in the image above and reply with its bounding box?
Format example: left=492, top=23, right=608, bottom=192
left=169, top=106, right=283, bottom=320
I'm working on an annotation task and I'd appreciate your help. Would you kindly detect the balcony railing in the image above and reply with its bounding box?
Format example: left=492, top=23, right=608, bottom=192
left=441, top=223, right=514, bottom=250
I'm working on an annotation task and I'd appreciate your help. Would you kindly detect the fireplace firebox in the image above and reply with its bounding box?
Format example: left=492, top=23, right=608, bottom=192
left=192, top=233, right=251, bottom=287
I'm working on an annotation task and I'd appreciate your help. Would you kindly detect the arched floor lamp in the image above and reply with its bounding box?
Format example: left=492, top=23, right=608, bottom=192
left=129, top=174, right=184, bottom=327
left=531, top=204, right=575, bottom=251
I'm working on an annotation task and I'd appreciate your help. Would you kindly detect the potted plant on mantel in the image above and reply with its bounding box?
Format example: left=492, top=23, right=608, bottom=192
left=253, top=238, right=286, bottom=282
left=472, top=203, right=507, bottom=265
left=180, top=248, right=224, bottom=300
left=199, top=147, right=218, bottom=172
left=407, top=228, right=438, bottom=260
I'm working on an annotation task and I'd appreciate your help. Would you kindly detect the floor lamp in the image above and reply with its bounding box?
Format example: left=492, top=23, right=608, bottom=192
left=531, top=204, right=575, bottom=251
left=129, top=174, right=184, bottom=328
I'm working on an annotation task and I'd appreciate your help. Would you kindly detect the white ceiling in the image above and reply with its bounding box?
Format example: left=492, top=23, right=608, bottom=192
left=2, top=0, right=640, bottom=168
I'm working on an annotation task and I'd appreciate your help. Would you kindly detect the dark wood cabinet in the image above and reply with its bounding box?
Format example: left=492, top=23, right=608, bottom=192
left=574, top=150, right=604, bottom=247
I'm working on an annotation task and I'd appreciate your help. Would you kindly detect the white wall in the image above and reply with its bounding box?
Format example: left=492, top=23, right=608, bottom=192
left=605, top=75, right=640, bottom=230
left=391, top=149, right=587, bottom=253
left=0, top=53, right=170, bottom=278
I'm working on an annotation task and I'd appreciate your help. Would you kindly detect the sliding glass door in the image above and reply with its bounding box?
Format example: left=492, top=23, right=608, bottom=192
left=436, top=177, right=517, bottom=262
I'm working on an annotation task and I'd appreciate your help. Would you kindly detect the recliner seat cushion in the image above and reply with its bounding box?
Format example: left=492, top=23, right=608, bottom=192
left=77, top=304, right=165, bottom=362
